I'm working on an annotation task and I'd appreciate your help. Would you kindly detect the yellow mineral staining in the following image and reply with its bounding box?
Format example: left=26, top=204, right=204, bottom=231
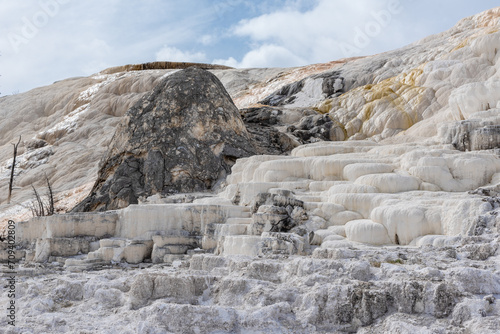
left=361, top=103, right=374, bottom=122
left=327, top=114, right=348, bottom=140
left=452, top=39, right=469, bottom=52
left=322, top=65, right=428, bottom=139
left=367, top=85, right=397, bottom=101
left=311, top=100, right=347, bottom=140
left=360, top=68, right=426, bottom=125
left=314, top=99, right=334, bottom=114
left=400, top=68, right=424, bottom=86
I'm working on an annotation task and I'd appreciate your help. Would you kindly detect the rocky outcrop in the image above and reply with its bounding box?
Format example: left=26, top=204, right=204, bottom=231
left=240, top=105, right=344, bottom=147
left=260, top=70, right=347, bottom=107
left=75, top=67, right=257, bottom=211
left=472, top=125, right=500, bottom=151
left=441, top=121, right=500, bottom=152
left=8, top=231, right=500, bottom=333
left=240, top=106, right=300, bottom=153
left=250, top=192, right=308, bottom=235
left=287, top=113, right=346, bottom=143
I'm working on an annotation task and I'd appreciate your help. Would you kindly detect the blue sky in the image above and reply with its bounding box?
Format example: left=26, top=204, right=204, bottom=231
left=0, top=0, right=496, bottom=96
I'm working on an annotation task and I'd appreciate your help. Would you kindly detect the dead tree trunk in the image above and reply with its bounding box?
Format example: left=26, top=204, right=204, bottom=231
left=7, top=136, right=21, bottom=204
left=45, top=174, right=54, bottom=216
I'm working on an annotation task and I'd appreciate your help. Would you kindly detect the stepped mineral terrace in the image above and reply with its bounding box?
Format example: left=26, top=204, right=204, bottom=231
left=1, top=7, right=500, bottom=334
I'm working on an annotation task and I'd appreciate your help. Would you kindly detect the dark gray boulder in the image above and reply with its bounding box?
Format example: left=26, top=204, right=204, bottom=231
left=75, top=67, right=257, bottom=211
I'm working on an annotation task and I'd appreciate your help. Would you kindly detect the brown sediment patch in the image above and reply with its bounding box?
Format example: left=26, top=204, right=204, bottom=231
left=99, top=61, right=233, bottom=75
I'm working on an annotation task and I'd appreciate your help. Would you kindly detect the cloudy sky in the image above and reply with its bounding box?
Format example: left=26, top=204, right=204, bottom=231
left=0, top=0, right=496, bottom=96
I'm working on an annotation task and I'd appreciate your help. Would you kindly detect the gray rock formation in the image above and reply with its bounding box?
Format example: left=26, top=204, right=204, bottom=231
left=471, top=125, right=500, bottom=151
left=240, top=106, right=299, bottom=154
left=260, top=71, right=347, bottom=107
left=241, top=105, right=346, bottom=146
left=445, top=121, right=500, bottom=151
left=75, top=67, right=257, bottom=211
left=250, top=192, right=308, bottom=235
left=287, top=113, right=346, bottom=143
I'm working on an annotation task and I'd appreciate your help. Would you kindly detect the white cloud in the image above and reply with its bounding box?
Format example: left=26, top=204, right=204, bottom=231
left=213, top=57, right=239, bottom=68
left=0, top=0, right=495, bottom=94
left=0, top=0, right=214, bottom=95
left=155, top=45, right=207, bottom=63
left=214, top=44, right=307, bottom=68
left=220, top=0, right=412, bottom=67
left=199, top=34, right=216, bottom=46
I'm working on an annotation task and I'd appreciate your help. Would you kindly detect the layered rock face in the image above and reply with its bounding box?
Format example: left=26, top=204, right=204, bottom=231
left=6, top=216, right=500, bottom=333
left=75, top=67, right=257, bottom=211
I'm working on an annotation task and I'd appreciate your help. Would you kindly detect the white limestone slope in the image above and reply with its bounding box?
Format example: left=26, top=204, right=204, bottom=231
left=1, top=8, right=500, bottom=233
left=0, top=70, right=177, bottom=230
left=215, top=7, right=500, bottom=249
left=1, top=7, right=500, bottom=333
left=0, top=8, right=498, bottom=253
left=222, top=140, right=498, bottom=247
left=280, top=7, right=500, bottom=143
left=2, top=230, right=499, bottom=333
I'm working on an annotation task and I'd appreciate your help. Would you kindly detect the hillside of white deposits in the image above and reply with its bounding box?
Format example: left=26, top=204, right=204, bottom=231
left=1, top=7, right=500, bottom=334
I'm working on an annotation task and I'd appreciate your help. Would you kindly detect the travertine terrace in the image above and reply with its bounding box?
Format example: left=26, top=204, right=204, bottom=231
left=1, top=7, right=500, bottom=334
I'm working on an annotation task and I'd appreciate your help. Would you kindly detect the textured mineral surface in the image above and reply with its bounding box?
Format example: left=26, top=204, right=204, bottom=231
left=1, top=6, right=500, bottom=334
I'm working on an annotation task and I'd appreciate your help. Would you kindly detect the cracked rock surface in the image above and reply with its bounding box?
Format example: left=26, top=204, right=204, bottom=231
left=3, top=229, right=499, bottom=333
left=74, top=68, right=258, bottom=211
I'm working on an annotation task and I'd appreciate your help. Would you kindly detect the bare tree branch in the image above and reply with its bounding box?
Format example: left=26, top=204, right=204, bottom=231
left=7, top=136, right=21, bottom=204
left=29, top=176, right=56, bottom=218
left=45, top=174, right=55, bottom=216
left=31, top=185, right=45, bottom=217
